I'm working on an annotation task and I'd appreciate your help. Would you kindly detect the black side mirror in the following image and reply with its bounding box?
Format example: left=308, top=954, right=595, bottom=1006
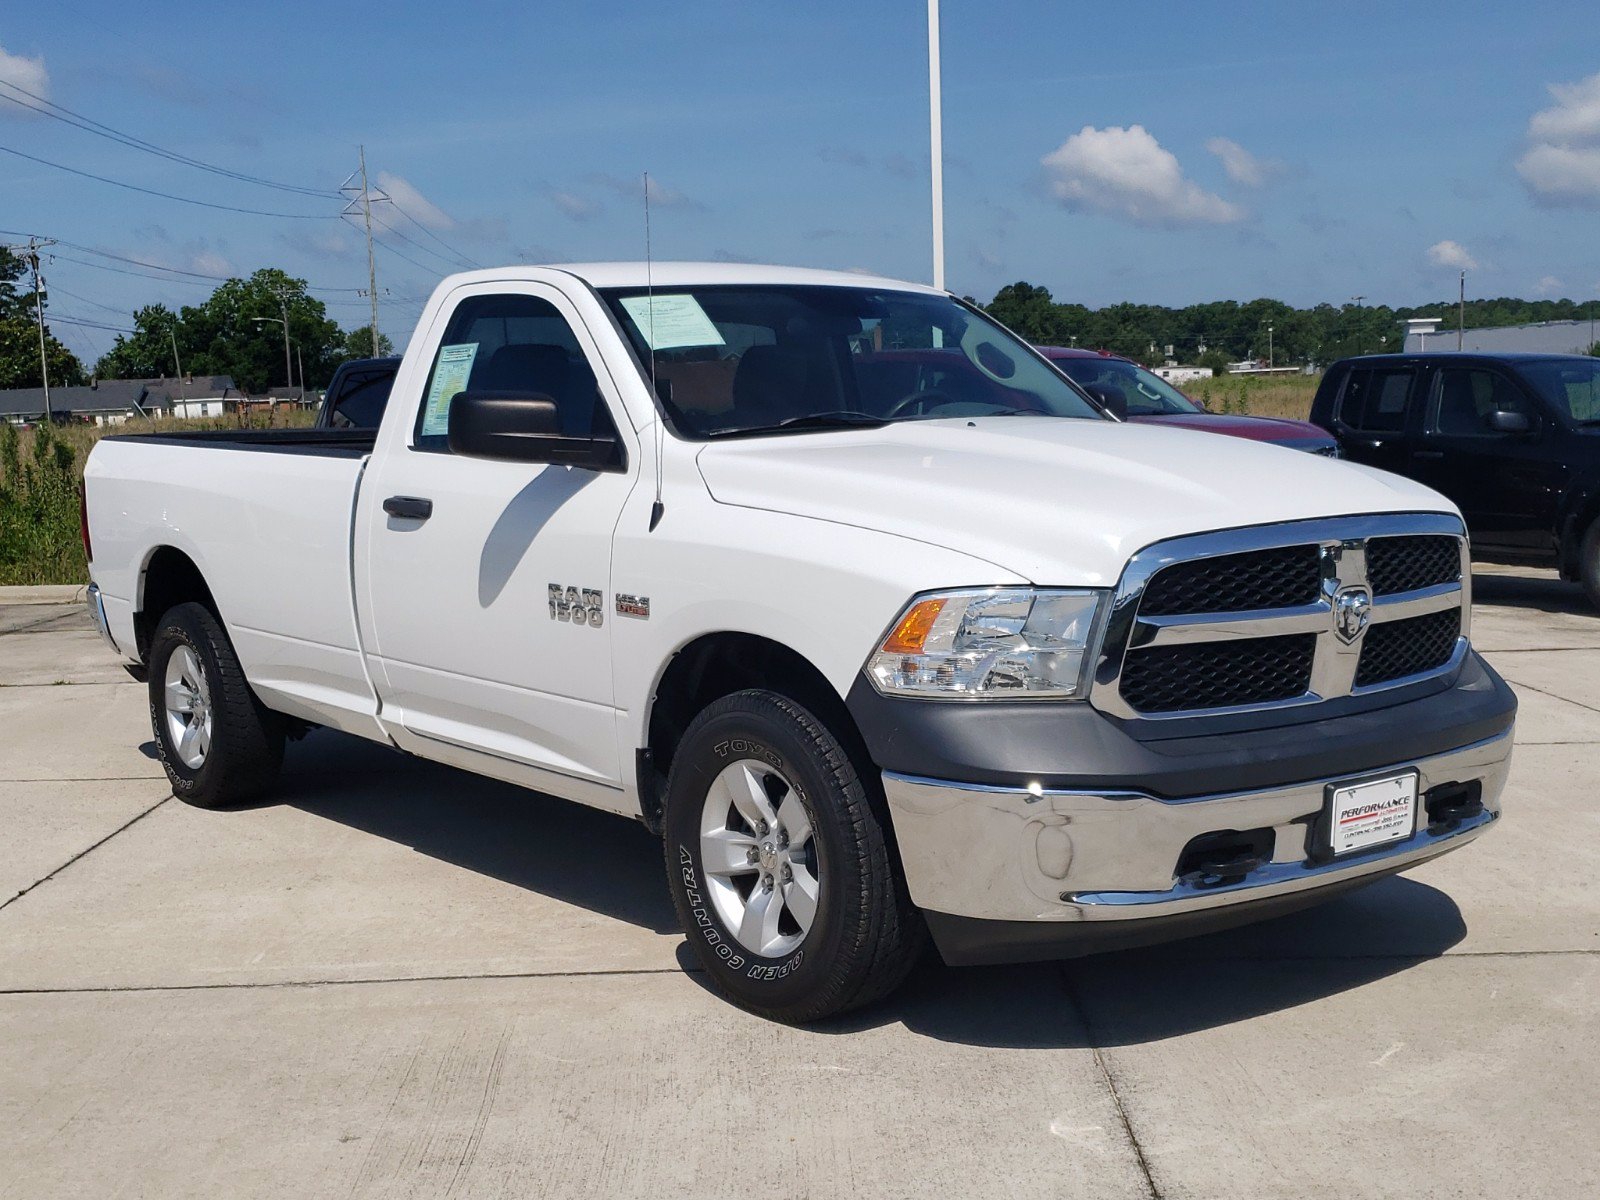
left=1485, top=409, right=1532, bottom=434
left=1086, top=384, right=1129, bottom=421
left=447, top=391, right=623, bottom=470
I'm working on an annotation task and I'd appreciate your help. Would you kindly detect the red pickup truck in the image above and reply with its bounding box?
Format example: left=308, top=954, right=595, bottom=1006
left=1038, top=346, right=1338, bottom=455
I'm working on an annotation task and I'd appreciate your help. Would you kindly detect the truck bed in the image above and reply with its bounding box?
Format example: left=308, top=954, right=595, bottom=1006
left=106, top=428, right=376, bottom=457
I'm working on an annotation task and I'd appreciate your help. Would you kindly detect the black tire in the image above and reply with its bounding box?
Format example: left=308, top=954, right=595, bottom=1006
left=662, top=689, right=923, bottom=1023
left=1581, top=519, right=1600, bottom=613
left=147, top=602, right=284, bottom=808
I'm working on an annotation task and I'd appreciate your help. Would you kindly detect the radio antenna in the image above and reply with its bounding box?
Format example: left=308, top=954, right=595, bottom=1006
left=645, top=171, right=665, bottom=531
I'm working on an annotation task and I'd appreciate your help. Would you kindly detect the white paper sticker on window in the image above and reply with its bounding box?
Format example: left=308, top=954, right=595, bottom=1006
left=618, top=294, right=726, bottom=351
left=420, top=342, right=479, bottom=437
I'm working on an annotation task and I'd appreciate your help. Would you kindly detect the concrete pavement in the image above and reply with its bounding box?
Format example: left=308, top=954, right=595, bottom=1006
left=2, top=566, right=1596, bottom=1198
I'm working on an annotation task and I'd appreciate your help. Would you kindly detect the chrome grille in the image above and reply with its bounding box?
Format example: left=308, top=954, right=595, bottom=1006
left=1094, top=514, right=1469, bottom=719
left=1366, top=535, right=1461, bottom=596
left=1140, top=545, right=1321, bottom=616
left=1355, top=608, right=1462, bottom=687
left=1120, top=634, right=1317, bottom=713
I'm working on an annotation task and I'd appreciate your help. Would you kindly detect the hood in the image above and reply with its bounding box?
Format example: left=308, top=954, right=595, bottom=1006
left=1128, top=412, right=1331, bottom=443
left=695, top=417, right=1454, bottom=586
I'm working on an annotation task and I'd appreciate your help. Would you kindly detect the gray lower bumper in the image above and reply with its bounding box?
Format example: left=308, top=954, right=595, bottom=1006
left=883, top=728, right=1511, bottom=941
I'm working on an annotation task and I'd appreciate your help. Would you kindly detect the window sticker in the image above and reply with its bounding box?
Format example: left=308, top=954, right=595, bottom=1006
left=618, top=294, right=726, bottom=351
left=420, top=342, right=479, bottom=437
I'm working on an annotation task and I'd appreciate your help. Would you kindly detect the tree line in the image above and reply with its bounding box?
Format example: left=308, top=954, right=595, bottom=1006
left=0, top=251, right=391, bottom=395
left=980, top=282, right=1600, bottom=369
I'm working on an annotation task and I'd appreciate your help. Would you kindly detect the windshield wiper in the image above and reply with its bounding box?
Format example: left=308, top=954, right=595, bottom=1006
left=707, top=411, right=890, bottom=438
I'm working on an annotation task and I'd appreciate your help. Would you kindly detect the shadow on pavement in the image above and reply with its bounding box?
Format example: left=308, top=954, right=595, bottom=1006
left=1472, top=571, right=1591, bottom=616
left=266, top=728, right=1464, bottom=1046
left=272, top=728, right=678, bottom=936
left=834, top=875, right=1466, bottom=1048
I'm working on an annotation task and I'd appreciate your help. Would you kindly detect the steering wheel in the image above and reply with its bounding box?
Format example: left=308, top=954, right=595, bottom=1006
left=883, top=389, right=962, bottom=420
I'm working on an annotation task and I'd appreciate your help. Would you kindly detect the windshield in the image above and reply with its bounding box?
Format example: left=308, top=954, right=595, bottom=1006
left=1518, top=358, right=1600, bottom=423
left=1047, top=356, right=1201, bottom=416
left=599, top=284, right=1102, bottom=438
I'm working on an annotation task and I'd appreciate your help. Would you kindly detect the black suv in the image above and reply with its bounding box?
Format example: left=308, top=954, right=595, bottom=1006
left=1311, top=352, right=1600, bottom=608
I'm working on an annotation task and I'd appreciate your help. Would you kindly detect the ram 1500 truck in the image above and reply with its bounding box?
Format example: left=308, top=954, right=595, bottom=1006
left=82, top=264, right=1516, bottom=1022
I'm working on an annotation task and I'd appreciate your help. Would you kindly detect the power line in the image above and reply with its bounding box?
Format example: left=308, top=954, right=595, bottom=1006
left=390, top=205, right=481, bottom=269
left=0, top=143, right=335, bottom=219
left=48, top=313, right=139, bottom=335
left=371, top=211, right=475, bottom=271
left=0, top=79, right=336, bottom=198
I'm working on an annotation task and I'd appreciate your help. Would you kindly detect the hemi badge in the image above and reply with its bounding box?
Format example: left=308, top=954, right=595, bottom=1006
left=616, top=593, right=651, bottom=619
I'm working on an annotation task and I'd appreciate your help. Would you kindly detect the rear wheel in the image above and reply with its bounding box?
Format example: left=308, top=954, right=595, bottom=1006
left=662, top=689, right=922, bottom=1023
left=1581, top=519, right=1600, bottom=613
left=147, top=602, right=284, bottom=808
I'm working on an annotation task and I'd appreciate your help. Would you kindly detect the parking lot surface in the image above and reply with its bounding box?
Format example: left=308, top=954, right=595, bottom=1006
left=2, top=567, right=1596, bottom=1199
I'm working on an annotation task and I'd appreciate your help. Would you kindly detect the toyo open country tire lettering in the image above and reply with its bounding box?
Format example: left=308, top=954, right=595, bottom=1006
left=662, top=689, right=923, bottom=1023
left=147, top=602, right=285, bottom=809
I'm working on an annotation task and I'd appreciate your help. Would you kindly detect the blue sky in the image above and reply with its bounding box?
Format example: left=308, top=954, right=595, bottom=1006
left=3, top=0, right=1598, bottom=365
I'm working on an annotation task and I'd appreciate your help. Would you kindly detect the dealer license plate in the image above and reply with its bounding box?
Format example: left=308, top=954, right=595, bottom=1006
left=1326, top=771, right=1418, bottom=857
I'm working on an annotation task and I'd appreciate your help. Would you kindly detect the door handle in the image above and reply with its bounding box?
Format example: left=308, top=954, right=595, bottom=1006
left=382, top=495, right=433, bottom=520
left=1412, top=450, right=1445, bottom=460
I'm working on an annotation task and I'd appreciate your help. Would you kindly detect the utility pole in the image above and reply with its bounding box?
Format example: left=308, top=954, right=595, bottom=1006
left=1267, top=323, right=1274, bottom=369
left=1350, top=295, right=1366, bottom=355
left=170, top=324, right=187, bottom=409
left=927, top=0, right=945, bottom=292
left=276, top=288, right=292, bottom=392
left=4, top=237, right=59, bottom=413
left=341, top=147, right=388, bottom=357
left=1458, top=270, right=1466, bottom=350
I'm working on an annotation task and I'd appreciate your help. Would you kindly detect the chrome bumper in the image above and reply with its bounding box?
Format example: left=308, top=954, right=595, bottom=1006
left=85, top=582, right=119, bottom=654
left=883, top=728, right=1511, bottom=926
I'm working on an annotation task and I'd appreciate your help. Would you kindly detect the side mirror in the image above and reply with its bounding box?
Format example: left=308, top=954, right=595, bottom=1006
left=1085, top=384, right=1129, bottom=421
left=1485, top=409, right=1532, bottom=435
left=447, top=391, right=623, bottom=470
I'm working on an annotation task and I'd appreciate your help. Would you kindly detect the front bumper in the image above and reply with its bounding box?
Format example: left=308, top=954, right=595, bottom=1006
left=884, top=727, right=1511, bottom=965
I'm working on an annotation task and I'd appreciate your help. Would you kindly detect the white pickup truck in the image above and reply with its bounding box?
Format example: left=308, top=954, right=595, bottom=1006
left=82, top=263, right=1515, bottom=1021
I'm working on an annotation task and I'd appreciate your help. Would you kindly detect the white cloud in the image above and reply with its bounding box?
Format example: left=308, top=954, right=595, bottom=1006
left=0, top=43, right=49, bottom=110
left=1517, top=72, right=1600, bottom=207
left=1534, top=275, right=1564, bottom=296
left=376, top=171, right=454, bottom=230
left=1427, top=240, right=1478, bottom=271
left=1205, top=137, right=1281, bottom=187
left=1041, top=125, right=1245, bottom=228
left=551, top=190, right=601, bottom=221
left=1528, top=73, right=1600, bottom=144
left=190, top=251, right=233, bottom=276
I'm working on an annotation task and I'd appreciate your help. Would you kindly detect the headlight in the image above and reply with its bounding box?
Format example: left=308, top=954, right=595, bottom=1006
left=866, top=587, right=1107, bottom=700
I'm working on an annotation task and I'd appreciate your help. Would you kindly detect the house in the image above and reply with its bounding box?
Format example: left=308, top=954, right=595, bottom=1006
left=138, top=375, right=239, bottom=419
left=0, top=380, right=156, bottom=427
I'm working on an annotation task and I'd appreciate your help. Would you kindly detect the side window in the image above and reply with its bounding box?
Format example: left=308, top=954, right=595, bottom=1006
left=1429, top=368, right=1533, bottom=437
left=412, top=293, right=610, bottom=452
left=1339, top=368, right=1416, bottom=433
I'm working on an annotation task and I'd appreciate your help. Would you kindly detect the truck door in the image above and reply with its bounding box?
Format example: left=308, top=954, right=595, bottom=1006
left=1409, top=364, right=1563, bottom=555
left=1330, top=362, right=1423, bottom=476
left=357, top=283, right=638, bottom=790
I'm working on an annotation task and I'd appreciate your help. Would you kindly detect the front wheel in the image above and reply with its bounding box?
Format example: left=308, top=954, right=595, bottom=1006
left=662, top=689, right=923, bottom=1023
left=147, top=602, right=284, bottom=808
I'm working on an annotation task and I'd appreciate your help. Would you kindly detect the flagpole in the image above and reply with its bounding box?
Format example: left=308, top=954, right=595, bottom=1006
left=928, top=0, right=945, bottom=292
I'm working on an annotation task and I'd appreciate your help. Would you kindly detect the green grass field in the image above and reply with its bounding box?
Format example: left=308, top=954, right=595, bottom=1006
left=0, top=409, right=317, bottom=586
